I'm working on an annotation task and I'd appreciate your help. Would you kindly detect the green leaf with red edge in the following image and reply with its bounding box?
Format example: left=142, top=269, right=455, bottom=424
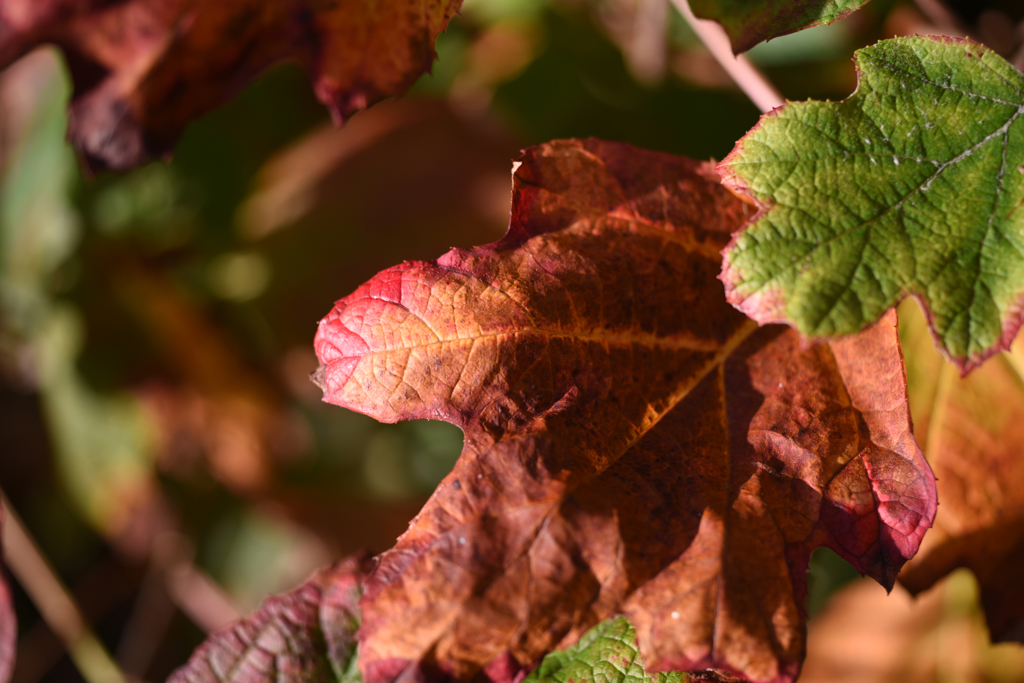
left=0, top=0, right=460, bottom=172
left=0, top=506, right=15, bottom=683
left=312, top=138, right=937, bottom=683
left=719, top=36, right=1024, bottom=374
left=897, top=301, right=1024, bottom=643
left=168, top=556, right=365, bottom=683
left=688, top=0, right=870, bottom=54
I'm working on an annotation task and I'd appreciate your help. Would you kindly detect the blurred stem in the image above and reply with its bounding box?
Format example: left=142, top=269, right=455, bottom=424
left=159, top=533, right=240, bottom=635
left=913, top=0, right=969, bottom=35
left=116, top=531, right=240, bottom=677
left=671, top=0, right=784, bottom=113
left=0, top=493, right=126, bottom=683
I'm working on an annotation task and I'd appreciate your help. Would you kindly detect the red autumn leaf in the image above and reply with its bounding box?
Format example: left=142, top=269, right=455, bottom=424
left=898, top=302, right=1024, bottom=643
left=313, top=139, right=938, bottom=683
left=0, top=0, right=460, bottom=171
left=168, top=556, right=366, bottom=683
left=0, top=506, right=15, bottom=683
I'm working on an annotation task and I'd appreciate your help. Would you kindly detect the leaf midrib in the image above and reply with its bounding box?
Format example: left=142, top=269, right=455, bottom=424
left=338, top=323, right=739, bottom=358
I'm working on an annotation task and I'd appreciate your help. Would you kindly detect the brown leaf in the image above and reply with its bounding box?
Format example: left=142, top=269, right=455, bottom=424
left=800, top=574, right=1024, bottom=682
left=0, top=0, right=461, bottom=171
left=0, top=506, right=15, bottom=683
left=898, top=301, right=1024, bottom=643
left=168, top=555, right=366, bottom=683
left=115, top=261, right=302, bottom=493
left=313, top=139, right=937, bottom=683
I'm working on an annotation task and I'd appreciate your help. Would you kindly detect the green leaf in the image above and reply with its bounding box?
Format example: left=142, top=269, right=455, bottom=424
left=524, top=617, right=688, bottom=683
left=719, top=36, right=1024, bottom=373
left=688, top=0, right=869, bottom=53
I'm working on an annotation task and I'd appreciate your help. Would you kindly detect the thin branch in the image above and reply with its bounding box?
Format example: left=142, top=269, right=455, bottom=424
left=670, top=0, right=784, bottom=113
left=0, top=494, right=126, bottom=683
left=913, top=0, right=969, bottom=36
left=161, top=536, right=240, bottom=634
left=115, top=559, right=176, bottom=679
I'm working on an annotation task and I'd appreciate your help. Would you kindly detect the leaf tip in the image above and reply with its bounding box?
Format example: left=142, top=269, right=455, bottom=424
left=907, top=292, right=1024, bottom=377
left=718, top=254, right=786, bottom=327
left=311, top=364, right=328, bottom=392
left=716, top=103, right=789, bottom=202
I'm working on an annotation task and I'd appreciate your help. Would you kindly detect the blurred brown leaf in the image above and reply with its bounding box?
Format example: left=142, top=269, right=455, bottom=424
left=118, top=263, right=301, bottom=492
left=238, top=101, right=438, bottom=242
left=268, top=494, right=427, bottom=557
left=0, top=0, right=461, bottom=171
left=801, top=575, right=1024, bottom=682
left=899, top=301, right=1024, bottom=643
left=248, top=97, right=517, bottom=354
left=314, top=139, right=935, bottom=683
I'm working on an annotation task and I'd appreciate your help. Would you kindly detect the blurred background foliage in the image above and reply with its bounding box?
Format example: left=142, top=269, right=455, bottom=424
left=2, top=0, right=1024, bottom=681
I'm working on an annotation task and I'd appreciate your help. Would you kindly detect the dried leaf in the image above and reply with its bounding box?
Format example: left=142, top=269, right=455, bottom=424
left=0, top=507, right=15, bottom=683
left=0, top=0, right=461, bottom=171
left=800, top=574, right=1024, bottom=682
left=313, top=139, right=937, bottom=683
left=898, top=301, right=1024, bottom=643
left=117, top=262, right=297, bottom=493
left=688, top=0, right=869, bottom=54
left=719, top=36, right=1024, bottom=373
left=169, top=556, right=365, bottom=683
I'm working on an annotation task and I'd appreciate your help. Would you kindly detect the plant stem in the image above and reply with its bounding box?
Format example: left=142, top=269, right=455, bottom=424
left=0, top=494, right=126, bottom=683
left=671, top=0, right=784, bottom=113
left=160, top=534, right=240, bottom=634
left=913, top=0, right=968, bottom=36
